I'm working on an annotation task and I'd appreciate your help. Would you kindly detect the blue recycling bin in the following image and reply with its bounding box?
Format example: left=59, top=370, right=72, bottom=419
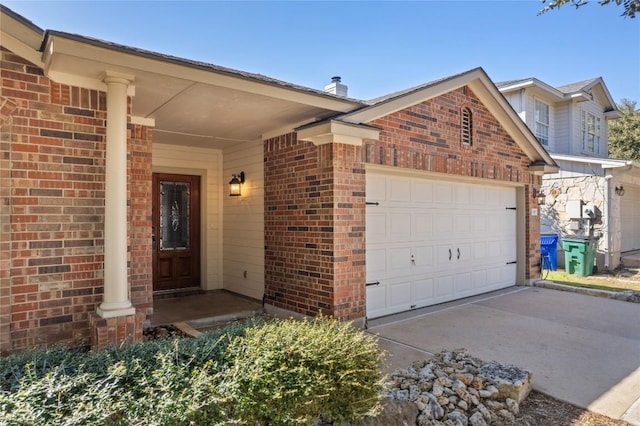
left=540, top=234, right=559, bottom=271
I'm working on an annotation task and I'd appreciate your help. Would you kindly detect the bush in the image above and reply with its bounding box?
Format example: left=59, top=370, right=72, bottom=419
left=0, top=320, right=257, bottom=425
left=220, top=315, right=386, bottom=425
left=0, top=316, right=386, bottom=425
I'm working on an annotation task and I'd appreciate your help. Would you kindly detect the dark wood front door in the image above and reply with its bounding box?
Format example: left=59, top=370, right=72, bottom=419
left=152, top=173, right=201, bottom=291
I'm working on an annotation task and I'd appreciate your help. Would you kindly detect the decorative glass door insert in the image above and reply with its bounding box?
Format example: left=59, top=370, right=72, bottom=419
left=159, top=181, right=190, bottom=250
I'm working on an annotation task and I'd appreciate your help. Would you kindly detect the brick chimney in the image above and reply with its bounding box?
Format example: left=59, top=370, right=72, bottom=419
left=324, top=76, right=348, bottom=97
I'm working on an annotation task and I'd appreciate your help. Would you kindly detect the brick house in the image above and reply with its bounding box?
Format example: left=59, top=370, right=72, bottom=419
left=0, top=6, right=557, bottom=353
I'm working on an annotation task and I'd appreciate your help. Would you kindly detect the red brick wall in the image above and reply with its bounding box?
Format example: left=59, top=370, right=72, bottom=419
left=264, top=134, right=366, bottom=321
left=128, top=125, right=153, bottom=317
left=0, top=47, right=152, bottom=353
left=367, top=86, right=541, bottom=280
left=0, top=93, right=17, bottom=353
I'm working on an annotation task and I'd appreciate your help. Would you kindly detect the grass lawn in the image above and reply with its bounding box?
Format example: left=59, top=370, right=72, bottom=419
left=543, top=269, right=640, bottom=293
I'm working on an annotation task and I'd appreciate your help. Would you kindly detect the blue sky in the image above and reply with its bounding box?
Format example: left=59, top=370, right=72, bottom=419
left=3, top=1, right=639, bottom=103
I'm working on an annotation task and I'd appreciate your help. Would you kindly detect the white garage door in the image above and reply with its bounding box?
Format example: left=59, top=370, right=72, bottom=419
left=366, top=172, right=517, bottom=319
left=620, top=184, right=640, bottom=252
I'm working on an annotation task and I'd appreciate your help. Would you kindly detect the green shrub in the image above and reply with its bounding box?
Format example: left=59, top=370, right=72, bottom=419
left=0, top=316, right=385, bottom=425
left=0, top=320, right=258, bottom=425
left=220, top=315, right=386, bottom=425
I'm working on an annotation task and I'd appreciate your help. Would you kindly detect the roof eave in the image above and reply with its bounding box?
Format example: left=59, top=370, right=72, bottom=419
left=498, top=78, right=566, bottom=101
left=0, top=5, right=44, bottom=66
left=41, top=30, right=365, bottom=113
left=338, top=68, right=557, bottom=169
left=529, top=162, right=560, bottom=175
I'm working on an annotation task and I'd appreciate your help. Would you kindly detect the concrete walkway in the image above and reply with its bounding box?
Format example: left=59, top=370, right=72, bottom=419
left=367, top=286, right=640, bottom=424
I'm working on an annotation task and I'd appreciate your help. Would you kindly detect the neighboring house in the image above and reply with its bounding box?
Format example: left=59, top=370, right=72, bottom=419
left=498, top=78, right=640, bottom=271
left=0, top=5, right=557, bottom=353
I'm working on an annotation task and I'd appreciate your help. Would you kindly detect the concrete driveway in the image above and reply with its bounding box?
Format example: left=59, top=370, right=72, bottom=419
left=367, top=286, right=640, bottom=424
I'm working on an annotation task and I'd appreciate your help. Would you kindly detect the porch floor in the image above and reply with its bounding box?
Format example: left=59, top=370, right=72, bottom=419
left=150, top=290, right=263, bottom=327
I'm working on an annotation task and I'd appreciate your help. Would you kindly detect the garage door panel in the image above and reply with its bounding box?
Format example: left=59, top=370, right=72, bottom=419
left=486, top=240, right=502, bottom=258
left=473, top=242, right=487, bottom=259
left=472, top=270, right=487, bottom=289
left=435, top=183, right=453, bottom=204
left=366, top=212, right=386, bottom=243
left=454, top=272, right=472, bottom=294
left=486, top=267, right=503, bottom=286
left=455, top=243, right=471, bottom=263
left=454, top=214, right=471, bottom=234
left=414, top=213, right=434, bottom=238
left=471, top=188, right=488, bottom=205
left=434, top=276, right=454, bottom=298
left=435, top=244, right=455, bottom=266
left=435, top=215, right=454, bottom=235
left=365, top=285, right=387, bottom=317
left=413, top=181, right=434, bottom=204
left=367, top=175, right=387, bottom=201
left=389, top=279, right=412, bottom=308
left=455, top=186, right=472, bottom=205
left=472, top=215, right=488, bottom=233
left=413, top=245, right=434, bottom=267
left=390, top=178, right=412, bottom=202
left=487, top=214, right=505, bottom=233
left=389, top=247, right=412, bottom=274
left=366, top=248, right=386, bottom=276
left=390, top=212, right=412, bottom=240
left=412, top=278, right=434, bottom=306
left=366, top=172, right=517, bottom=319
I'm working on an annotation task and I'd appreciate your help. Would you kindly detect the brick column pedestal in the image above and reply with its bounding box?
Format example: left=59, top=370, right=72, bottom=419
left=89, top=311, right=145, bottom=350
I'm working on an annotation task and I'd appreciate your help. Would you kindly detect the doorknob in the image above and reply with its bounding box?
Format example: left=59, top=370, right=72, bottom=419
left=411, top=254, right=415, bottom=264
left=457, top=248, right=460, bottom=260
left=449, top=249, right=452, bottom=260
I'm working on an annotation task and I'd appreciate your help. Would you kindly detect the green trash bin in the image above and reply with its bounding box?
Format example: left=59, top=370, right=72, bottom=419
left=561, top=237, right=597, bottom=276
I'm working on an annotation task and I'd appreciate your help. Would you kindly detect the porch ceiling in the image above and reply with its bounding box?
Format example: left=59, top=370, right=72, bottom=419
left=42, top=31, right=362, bottom=150
left=133, top=75, right=335, bottom=149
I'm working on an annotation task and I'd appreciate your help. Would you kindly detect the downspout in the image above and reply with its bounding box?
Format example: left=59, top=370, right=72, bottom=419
left=603, top=164, right=634, bottom=269
left=603, top=178, right=611, bottom=269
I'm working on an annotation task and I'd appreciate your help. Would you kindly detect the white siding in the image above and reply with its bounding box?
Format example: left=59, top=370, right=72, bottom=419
left=504, top=91, right=526, bottom=122
left=152, top=143, right=223, bottom=291
left=524, top=92, right=536, bottom=130
left=223, top=140, right=265, bottom=301
left=553, top=103, right=570, bottom=155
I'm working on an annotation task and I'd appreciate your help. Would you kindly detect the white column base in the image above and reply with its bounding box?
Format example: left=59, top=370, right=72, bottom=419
left=96, top=302, right=136, bottom=319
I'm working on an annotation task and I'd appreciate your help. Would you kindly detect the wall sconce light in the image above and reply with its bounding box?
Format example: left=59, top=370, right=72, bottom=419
left=615, top=185, right=625, bottom=197
left=532, top=188, right=546, bottom=205
left=229, top=171, right=245, bottom=197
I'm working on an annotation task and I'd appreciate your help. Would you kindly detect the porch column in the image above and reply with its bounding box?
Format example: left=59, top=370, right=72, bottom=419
left=97, top=71, right=136, bottom=319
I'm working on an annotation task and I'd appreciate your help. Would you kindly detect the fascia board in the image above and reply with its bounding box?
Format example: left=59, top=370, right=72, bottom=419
left=551, top=154, right=632, bottom=169
left=499, top=79, right=565, bottom=101
left=604, top=110, right=623, bottom=119
left=568, top=91, right=591, bottom=102
left=340, top=71, right=475, bottom=124
left=0, top=30, right=43, bottom=67
left=340, top=69, right=556, bottom=168
left=0, top=7, right=43, bottom=49
left=42, top=33, right=361, bottom=113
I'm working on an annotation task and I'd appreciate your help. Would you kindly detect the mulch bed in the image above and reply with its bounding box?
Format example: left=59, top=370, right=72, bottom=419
left=513, top=390, right=631, bottom=425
